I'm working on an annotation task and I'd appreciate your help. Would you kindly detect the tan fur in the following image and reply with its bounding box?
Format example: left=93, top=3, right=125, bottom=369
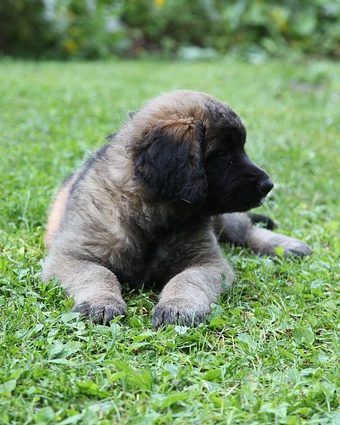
left=45, top=174, right=77, bottom=248
left=43, top=90, right=311, bottom=327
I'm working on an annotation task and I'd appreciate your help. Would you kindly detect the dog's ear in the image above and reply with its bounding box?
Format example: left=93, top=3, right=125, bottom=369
left=134, top=120, right=207, bottom=204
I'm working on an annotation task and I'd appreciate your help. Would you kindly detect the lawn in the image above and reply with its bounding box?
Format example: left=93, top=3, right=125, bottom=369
left=0, top=59, right=339, bottom=424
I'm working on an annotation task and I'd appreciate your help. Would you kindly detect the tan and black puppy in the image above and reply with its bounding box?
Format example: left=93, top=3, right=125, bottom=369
left=42, top=90, right=311, bottom=327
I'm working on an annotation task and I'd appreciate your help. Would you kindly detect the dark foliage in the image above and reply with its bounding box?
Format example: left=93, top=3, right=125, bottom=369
left=1, top=0, right=339, bottom=59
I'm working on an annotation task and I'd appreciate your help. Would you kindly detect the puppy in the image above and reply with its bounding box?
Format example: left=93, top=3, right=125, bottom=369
left=42, top=90, right=311, bottom=327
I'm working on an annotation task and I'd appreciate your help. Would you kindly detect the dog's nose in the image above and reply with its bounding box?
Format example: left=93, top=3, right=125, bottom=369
left=257, top=178, right=274, bottom=195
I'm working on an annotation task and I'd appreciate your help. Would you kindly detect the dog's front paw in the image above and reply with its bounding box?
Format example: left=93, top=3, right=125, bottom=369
left=73, top=297, right=127, bottom=325
left=152, top=298, right=209, bottom=328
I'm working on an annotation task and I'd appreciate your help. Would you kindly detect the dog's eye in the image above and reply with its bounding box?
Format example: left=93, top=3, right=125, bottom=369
left=212, top=146, right=229, bottom=156
left=219, top=150, right=232, bottom=160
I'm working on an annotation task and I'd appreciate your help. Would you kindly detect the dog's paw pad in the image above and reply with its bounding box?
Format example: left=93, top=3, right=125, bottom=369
left=152, top=299, right=208, bottom=328
left=73, top=299, right=127, bottom=325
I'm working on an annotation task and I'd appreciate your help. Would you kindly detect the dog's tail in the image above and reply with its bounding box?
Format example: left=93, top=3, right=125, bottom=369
left=247, top=212, right=277, bottom=230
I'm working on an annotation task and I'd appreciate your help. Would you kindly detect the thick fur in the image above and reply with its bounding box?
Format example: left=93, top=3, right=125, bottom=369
left=43, top=90, right=311, bottom=327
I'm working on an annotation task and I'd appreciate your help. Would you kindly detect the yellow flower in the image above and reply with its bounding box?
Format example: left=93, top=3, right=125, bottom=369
left=63, top=39, right=78, bottom=53
left=270, top=7, right=289, bottom=32
left=154, top=0, right=165, bottom=8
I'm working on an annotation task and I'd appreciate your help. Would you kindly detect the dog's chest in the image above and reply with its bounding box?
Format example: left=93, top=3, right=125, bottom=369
left=108, top=233, right=178, bottom=288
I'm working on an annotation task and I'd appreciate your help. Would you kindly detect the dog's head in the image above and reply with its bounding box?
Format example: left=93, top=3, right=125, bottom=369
left=127, top=91, right=273, bottom=214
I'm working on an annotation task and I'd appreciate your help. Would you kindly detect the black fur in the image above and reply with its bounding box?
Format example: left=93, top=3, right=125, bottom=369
left=70, top=142, right=111, bottom=194
left=193, top=104, right=274, bottom=214
left=204, top=150, right=273, bottom=214
left=248, top=212, right=277, bottom=230
left=128, top=111, right=138, bottom=119
left=204, top=99, right=247, bottom=146
left=106, top=133, right=116, bottom=141
left=135, top=123, right=207, bottom=204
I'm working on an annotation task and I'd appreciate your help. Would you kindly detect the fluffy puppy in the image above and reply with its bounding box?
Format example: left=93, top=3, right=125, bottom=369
left=42, top=90, right=311, bottom=327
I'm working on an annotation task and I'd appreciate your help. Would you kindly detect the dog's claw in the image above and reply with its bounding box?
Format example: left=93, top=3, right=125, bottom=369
left=152, top=299, right=208, bottom=328
left=73, top=300, right=127, bottom=325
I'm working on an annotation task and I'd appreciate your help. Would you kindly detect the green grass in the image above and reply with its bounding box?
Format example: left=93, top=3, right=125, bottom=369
left=0, top=59, right=339, bottom=425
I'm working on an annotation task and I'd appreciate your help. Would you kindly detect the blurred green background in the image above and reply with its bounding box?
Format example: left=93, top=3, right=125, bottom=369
left=1, top=0, right=339, bottom=61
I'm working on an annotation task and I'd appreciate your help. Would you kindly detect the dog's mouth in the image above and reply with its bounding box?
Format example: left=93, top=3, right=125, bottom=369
left=223, top=194, right=268, bottom=213
left=204, top=180, right=272, bottom=214
left=247, top=192, right=271, bottom=210
left=205, top=197, right=265, bottom=215
left=253, top=197, right=266, bottom=208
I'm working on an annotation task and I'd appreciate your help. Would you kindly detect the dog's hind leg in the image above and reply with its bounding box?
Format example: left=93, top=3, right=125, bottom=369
left=245, top=225, right=311, bottom=257
left=214, top=213, right=311, bottom=257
